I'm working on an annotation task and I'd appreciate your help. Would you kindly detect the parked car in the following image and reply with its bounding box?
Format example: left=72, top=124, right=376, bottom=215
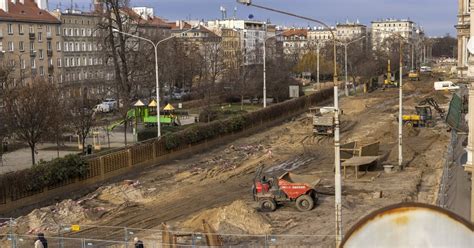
left=420, top=66, right=432, bottom=73
left=94, top=103, right=111, bottom=113
left=434, top=81, right=460, bottom=91
left=102, top=98, right=117, bottom=110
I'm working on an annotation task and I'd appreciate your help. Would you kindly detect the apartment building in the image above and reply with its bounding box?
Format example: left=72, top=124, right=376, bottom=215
left=0, top=0, right=62, bottom=86
left=206, top=19, right=275, bottom=65
left=336, top=21, right=367, bottom=41
left=371, top=18, right=423, bottom=50
left=456, top=0, right=471, bottom=78
left=281, top=29, right=308, bottom=55
left=52, top=9, right=112, bottom=98
left=307, top=27, right=336, bottom=43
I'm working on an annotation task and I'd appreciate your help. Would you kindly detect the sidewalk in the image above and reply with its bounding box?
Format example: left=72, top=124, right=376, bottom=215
left=0, top=130, right=134, bottom=174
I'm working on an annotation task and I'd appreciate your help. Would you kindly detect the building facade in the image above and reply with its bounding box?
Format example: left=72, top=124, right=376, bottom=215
left=371, top=19, right=423, bottom=50
left=307, top=27, right=335, bottom=43
left=457, top=0, right=471, bottom=78
left=206, top=19, right=275, bottom=65
left=336, top=21, right=367, bottom=41
left=0, top=0, right=62, bottom=86
left=52, top=9, right=112, bottom=99
left=281, top=29, right=308, bottom=55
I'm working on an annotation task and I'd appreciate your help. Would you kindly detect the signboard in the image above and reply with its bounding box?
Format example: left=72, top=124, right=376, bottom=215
left=71, top=225, right=81, bottom=232
left=289, top=85, right=300, bottom=98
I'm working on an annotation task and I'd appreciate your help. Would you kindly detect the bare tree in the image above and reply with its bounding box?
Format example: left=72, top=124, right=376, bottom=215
left=3, top=78, right=63, bottom=165
left=68, top=96, right=97, bottom=154
left=98, top=0, right=139, bottom=145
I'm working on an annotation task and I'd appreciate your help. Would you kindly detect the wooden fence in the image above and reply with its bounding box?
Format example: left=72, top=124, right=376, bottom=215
left=0, top=88, right=334, bottom=215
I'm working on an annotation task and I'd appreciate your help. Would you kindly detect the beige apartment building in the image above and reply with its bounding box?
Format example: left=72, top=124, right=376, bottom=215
left=52, top=9, right=113, bottom=99
left=0, top=0, right=62, bottom=86
left=336, top=21, right=367, bottom=41
left=456, top=0, right=471, bottom=78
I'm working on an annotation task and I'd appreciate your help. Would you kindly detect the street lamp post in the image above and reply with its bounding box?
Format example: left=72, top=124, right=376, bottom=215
left=112, top=27, right=194, bottom=139
left=338, top=36, right=366, bottom=96
left=237, top=0, right=342, bottom=246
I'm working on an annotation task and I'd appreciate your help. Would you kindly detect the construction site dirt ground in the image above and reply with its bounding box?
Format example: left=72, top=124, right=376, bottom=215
left=2, top=76, right=453, bottom=247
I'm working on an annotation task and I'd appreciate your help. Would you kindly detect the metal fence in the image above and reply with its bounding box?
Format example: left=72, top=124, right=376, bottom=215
left=437, top=131, right=457, bottom=208
left=0, top=219, right=334, bottom=247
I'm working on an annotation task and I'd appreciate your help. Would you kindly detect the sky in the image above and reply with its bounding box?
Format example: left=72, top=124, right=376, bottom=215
left=49, top=0, right=457, bottom=37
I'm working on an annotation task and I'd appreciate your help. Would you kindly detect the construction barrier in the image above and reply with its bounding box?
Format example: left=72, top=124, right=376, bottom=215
left=0, top=88, right=334, bottom=215
left=0, top=220, right=336, bottom=248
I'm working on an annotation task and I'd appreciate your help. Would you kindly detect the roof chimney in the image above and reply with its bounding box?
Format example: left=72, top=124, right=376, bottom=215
left=0, top=0, right=8, bottom=12
left=35, top=0, right=49, bottom=10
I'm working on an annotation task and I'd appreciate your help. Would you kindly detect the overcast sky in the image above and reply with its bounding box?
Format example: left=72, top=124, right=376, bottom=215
left=49, top=0, right=457, bottom=37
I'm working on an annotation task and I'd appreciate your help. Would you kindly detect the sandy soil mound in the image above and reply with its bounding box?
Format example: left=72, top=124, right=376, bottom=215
left=182, top=200, right=271, bottom=235
left=96, top=183, right=145, bottom=205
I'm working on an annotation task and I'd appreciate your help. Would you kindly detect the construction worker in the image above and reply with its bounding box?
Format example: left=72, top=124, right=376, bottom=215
left=134, top=237, right=144, bottom=248
left=34, top=233, right=48, bottom=248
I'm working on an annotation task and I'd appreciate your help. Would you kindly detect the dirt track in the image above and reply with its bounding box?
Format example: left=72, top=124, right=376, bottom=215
left=3, top=75, right=452, bottom=247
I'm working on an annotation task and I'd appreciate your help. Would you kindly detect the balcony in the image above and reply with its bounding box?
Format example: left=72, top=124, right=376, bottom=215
left=47, top=50, right=53, bottom=57
left=48, top=65, right=54, bottom=73
left=29, top=32, right=35, bottom=40
left=46, top=32, right=52, bottom=39
left=30, top=50, right=36, bottom=57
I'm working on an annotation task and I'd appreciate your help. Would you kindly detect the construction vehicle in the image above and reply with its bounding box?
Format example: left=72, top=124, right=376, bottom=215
left=401, top=98, right=445, bottom=128
left=383, top=60, right=397, bottom=88
left=310, top=107, right=335, bottom=136
left=253, top=165, right=321, bottom=212
left=408, top=70, right=420, bottom=81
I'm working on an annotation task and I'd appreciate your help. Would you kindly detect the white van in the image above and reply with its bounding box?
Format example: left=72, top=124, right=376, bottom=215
left=434, top=81, right=460, bottom=91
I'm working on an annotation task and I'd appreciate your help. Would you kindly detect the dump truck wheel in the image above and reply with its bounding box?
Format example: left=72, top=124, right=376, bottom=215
left=295, top=194, right=314, bottom=212
left=259, top=199, right=276, bottom=212
left=404, top=121, right=414, bottom=128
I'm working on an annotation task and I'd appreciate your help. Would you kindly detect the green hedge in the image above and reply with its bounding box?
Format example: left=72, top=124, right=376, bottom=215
left=163, top=88, right=333, bottom=150
left=0, top=154, right=87, bottom=193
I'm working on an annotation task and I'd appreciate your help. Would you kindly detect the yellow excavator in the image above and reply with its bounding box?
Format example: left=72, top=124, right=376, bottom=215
left=402, top=98, right=445, bottom=128
left=383, top=60, right=397, bottom=88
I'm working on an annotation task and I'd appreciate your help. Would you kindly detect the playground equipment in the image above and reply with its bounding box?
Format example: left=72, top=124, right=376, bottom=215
left=106, top=100, right=182, bottom=132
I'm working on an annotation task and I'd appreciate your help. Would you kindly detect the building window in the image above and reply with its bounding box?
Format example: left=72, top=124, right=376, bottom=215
left=19, top=41, right=24, bottom=51
left=56, top=26, right=61, bottom=36
left=29, top=25, right=34, bottom=34
left=69, top=42, right=74, bottom=51
left=88, top=43, right=92, bottom=51
left=30, top=58, right=36, bottom=69
left=83, top=57, right=87, bottom=65
left=7, top=24, right=13, bottom=34
left=29, top=42, right=34, bottom=51
left=57, top=58, right=62, bottom=67
left=82, top=42, right=86, bottom=51
left=20, top=59, right=25, bottom=69
left=76, top=57, right=80, bottom=66
left=56, top=42, right=61, bottom=51
left=47, top=41, right=52, bottom=51
left=48, top=58, right=53, bottom=66
left=65, top=58, right=69, bottom=67
left=7, top=41, right=13, bottom=52
left=18, top=24, right=24, bottom=34
left=39, top=49, right=44, bottom=59
left=38, top=32, right=42, bottom=42
left=63, top=28, right=67, bottom=36
left=75, top=42, right=79, bottom=51
left=81, top=28, right=85, bottom=36
left=69, top=28, right=73, bottom=36
left=39, top=66, right=44, bottom=76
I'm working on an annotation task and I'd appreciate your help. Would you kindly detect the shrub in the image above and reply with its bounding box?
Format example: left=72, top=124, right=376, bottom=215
left=0, top=154, right=87, bottom=193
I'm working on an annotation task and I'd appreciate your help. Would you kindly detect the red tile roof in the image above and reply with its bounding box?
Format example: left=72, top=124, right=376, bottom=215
left=0, top=0, right=60, bottom=24
left=282, top=29, right=308, bottom=37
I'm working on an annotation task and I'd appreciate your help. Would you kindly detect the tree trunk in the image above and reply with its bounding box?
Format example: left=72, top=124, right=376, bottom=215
left=30, top=144, right=36, bottom=165
left=124, top=120, right=128, bottom=145
left=241, top=95, right=244, bottom=111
